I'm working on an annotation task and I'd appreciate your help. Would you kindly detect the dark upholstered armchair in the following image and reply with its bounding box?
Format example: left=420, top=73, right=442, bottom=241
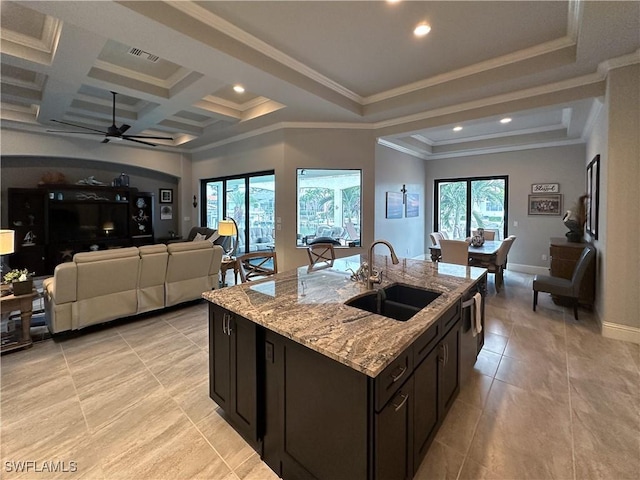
left=532, top=246, right=595, bottom=320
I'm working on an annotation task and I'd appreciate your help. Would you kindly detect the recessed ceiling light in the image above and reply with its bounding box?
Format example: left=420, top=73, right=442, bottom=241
left=414, top=23, right=431, bottom=37
left=500, top=117, right=512, bottom=124
left=453, top=126, right=463, bottom=132
left=233, top=85, right=245, bottom=93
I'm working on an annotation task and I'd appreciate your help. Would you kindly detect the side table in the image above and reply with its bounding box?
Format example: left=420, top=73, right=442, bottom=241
left=1, top=290, right=36, bottom=353
left=220, top=257, right=240, bottom=286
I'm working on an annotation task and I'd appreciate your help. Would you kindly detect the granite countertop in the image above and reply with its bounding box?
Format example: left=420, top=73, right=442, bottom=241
left=203, top=254, right=485, bottom=378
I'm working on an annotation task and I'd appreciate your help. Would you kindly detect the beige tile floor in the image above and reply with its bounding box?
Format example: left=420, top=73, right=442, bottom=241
left=1, top=271, right=638, bottom=480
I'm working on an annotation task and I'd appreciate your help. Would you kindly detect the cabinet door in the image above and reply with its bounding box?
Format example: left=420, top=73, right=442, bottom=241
left=439, top=321, right=460, bottom=415
left=412, top=346, right=439, bottom=471
left=228, top=313, right=258, bottom=440
left=8, top=189, right=46, bottom=275
left=209, top=305, right=230, bottom=409
left=375, top=381, right=413, bottom=480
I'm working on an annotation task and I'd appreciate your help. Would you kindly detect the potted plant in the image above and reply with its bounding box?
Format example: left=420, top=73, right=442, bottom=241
left=3, top=268, right=34, bottom=296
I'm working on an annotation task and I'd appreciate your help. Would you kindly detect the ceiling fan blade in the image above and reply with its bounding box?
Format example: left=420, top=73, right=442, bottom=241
left=101, top=138, right=110, bottom=144
left=123, top=137, right=158, bottom=147
left=47, top=130, right=103, bottom=135
left=118, top=124, right=131, bottom=134
left=123, top=134, right=174, bottom=140
left=50, top=119, right=107, bottom=134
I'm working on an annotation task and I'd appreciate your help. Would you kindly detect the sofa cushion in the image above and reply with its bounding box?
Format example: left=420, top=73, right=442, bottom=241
left=193, top=232, right=207, bottom=241
left=308, top=236, right=341, bottom=246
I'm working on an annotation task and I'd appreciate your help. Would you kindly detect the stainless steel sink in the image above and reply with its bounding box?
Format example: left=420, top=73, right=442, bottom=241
left=345, top=283, right=441, bottom=321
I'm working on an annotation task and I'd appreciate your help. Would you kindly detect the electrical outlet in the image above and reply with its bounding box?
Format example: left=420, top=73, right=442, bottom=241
left=513, top=220, right=518, bottom=227
left=542, top=254, right=547, bottom=261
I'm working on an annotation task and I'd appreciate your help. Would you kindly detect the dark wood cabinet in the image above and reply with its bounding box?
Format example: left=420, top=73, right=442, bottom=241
left=251, top=301, right=463, bottom=480
left=375, top=381, right=413, bottom=480
left=439, top=321, right=460, bottom=414
left=7, top=186, right=157, bottom=274
left=7, top=189, right=47, bottom=275
left=208, top=304, right=259, bottom=445
left=130, top=191, right=155, bottom=245
left=549, top=237, right=595, bottom=308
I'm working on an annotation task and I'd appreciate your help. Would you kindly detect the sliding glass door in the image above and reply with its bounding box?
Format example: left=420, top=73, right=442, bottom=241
left=201, top=171, right=275, bottom=254
left=435, top=176, right=508, bottom=240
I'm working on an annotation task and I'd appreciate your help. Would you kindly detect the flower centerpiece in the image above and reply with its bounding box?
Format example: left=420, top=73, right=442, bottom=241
left=3, top=268, right=34, bottom=296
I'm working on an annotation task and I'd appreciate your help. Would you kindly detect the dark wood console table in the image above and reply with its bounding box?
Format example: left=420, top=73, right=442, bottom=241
left=549, top=237, right=595, bottom=308
left=1, top=290, right=37, bottom=353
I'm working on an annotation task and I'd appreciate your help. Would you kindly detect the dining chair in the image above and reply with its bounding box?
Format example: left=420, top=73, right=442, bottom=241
left=485, top=236, right=515, bottom=292
left=429, top=232, right=444, bottom=246
left=307, top=243, right=335, bottom=271
left=533, top=246, right=595, bottom=320
left=238, top=251, right=278, bottom=282
left=439, top=239, right=470, bottom=265
left=439, top=231, right=449, bottom=240
left=472, top=229, right=496, bottom=240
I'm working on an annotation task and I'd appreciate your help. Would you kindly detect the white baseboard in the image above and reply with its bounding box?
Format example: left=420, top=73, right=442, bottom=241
left=507, top=263, right=549, bottom=276
left=601, top=321, right=640, bottom=345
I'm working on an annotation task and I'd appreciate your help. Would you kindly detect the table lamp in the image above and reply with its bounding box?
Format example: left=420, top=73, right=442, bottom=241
left=1, top=229, right=15, bottom=294
left=218, top=218, right=239, bottom=257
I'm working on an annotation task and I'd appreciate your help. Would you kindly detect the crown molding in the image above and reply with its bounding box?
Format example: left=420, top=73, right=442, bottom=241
left=166, top=0, right=363, bottom=104
left=363, top=37, right=576, bottom=105
left=581, top=98, right=604, bottom=141
left=92, top=60, right=192, bottom=89
left=427, top=124, right=568, bottom=147
left=597, top=49, right=640, bottom=76
left=377, top=138, right=428, bottom=160
left=374, top=71, right=603, bottom=130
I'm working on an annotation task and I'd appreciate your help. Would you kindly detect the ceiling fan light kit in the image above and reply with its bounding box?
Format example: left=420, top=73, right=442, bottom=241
left=48, top=91, right=173, bottom=147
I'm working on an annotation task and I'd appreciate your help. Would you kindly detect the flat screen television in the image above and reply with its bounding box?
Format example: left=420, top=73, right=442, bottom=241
left=49, top=202, right=129, bottom=242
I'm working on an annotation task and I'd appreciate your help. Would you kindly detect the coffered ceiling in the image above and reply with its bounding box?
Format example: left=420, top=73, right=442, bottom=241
left=1, top=1, right=638, bottom=156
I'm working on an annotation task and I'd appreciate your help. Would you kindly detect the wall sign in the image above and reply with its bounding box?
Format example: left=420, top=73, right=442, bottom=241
left=531, top=183, right=559, bottom=193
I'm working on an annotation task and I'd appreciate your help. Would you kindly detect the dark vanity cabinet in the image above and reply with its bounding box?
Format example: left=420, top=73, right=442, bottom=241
left=208, top=304, right=260, bottom=446
left=209, top=298, right=464, bottom=480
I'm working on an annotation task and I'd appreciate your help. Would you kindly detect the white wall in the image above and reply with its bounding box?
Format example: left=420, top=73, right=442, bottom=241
left=0, top=131, right=187, bottom=238
left=599, top=64, right=640, bottom=338
left=193, top=128, right=375, bottom=271
left=586, top=100, right=607, bottom=322
left=374, top=144, right=427, bottom=258
left=423, top=144, right=587, bottom=272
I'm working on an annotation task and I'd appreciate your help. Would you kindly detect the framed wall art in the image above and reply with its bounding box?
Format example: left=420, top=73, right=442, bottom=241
left=405, top=193, right=419, bottom=218
left=159, top=188, right=173, bottom=204
left=528, top=194, right=562, bottom=216
left=586, top=154, right=600, bottom=239
left=160, top=205, right=173, bottom=220
left=385, top=192, right=403, bottom=219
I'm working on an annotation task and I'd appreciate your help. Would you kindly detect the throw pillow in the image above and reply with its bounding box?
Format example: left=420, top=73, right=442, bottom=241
left=206, top=232, right=221, bottom=244
left=193, top=233, right=207, bottom=241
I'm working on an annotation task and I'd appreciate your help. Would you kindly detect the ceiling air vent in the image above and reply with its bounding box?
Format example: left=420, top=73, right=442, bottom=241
left=127, top=47, right=160, bottom=63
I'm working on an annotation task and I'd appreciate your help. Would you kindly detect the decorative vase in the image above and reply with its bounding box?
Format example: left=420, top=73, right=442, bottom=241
left=471, top=228, right=485, bottom=247
left=12, top=279, right=33, bottom=296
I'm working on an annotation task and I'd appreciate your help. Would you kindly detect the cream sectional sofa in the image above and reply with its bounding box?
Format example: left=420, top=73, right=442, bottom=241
left=43, top=241, right=223, bottom=334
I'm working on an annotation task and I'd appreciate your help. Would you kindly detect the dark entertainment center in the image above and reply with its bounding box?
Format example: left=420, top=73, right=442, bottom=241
left=8, top=185, right=155, bottom=275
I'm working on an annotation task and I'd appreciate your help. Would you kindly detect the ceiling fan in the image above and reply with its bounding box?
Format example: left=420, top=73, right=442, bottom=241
left=47, top=91, right=173, bottom=147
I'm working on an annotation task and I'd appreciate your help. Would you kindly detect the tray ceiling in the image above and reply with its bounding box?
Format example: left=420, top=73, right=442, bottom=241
left=1, top=0, right=638, bottom=155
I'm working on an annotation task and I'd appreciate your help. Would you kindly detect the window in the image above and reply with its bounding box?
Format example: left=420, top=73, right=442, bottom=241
left=297, top=169, right=361, bottom=246
left=435, top=176, right=508, bottom=240
left=201, top=171, right=275, bottom=254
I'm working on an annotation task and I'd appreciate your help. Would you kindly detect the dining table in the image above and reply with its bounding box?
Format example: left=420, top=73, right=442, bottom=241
left=428, top=239, right=503, bottom=263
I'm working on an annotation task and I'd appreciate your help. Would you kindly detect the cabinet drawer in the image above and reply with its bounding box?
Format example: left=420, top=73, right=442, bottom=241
left=413, top=320, right=441, bottom=365
left=441, top=301, right=461, bottom=334
left=375, top=349, right=413, bottom=412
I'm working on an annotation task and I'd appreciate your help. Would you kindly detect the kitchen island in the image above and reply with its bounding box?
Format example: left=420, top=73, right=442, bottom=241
left=203, top=254, right=486, bottom=480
